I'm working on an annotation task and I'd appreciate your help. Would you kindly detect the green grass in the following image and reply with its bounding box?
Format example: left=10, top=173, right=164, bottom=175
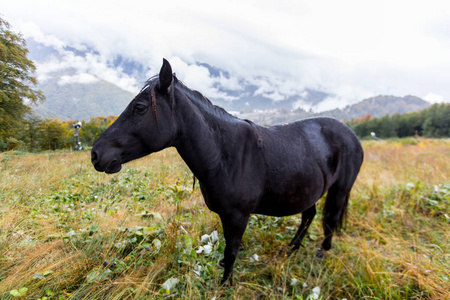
left=0, top=139, right=449, bottom=299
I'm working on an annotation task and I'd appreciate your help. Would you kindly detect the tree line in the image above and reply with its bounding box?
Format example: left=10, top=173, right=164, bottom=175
left=3, top=102, right=447, bottom=152
left=0, top=115, right=117, bottom=152
left=346, top=103, right=449, bottom=139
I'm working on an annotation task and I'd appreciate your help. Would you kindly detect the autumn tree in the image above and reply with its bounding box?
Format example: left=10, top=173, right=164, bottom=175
left=0, top=17, right=45, bottom=150
left=39, top=119, right=70, bottom=150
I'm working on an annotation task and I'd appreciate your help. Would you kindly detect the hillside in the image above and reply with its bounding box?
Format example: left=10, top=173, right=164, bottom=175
left=237, top=95, right=431, bottom=125
left=32, top=69, right=430, bottom=123
left=33, top=72, right=134, bottom=121
left=323, top=95, right=431, bottom=120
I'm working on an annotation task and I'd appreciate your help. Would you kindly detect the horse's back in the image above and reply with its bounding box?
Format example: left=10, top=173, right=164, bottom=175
left=281, top=117, right=360, bottom=143
left=253, top=117, right=363, bottom=216
left=278, top=117, right=364, bottom=180
left=262, top=117, right=362, bottom=161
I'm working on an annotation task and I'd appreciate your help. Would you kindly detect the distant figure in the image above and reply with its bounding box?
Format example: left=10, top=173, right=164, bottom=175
left=371, top=132, right=381, bottom=140
left=73, top=122, right=82, bottom=150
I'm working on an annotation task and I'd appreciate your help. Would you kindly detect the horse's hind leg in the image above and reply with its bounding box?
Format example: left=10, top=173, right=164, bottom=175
left=289, top=204, right=316, bottom=253
left=319, top=186, right=350, bottom=257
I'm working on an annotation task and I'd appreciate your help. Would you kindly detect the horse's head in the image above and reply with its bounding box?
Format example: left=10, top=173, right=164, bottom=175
left=91, top=59, right=176, bottom=173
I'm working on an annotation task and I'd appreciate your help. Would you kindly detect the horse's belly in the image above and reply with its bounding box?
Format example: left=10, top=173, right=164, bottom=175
left=253, top=192, right=316, bottom=217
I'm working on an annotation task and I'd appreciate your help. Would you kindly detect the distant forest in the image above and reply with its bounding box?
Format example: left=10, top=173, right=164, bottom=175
left=0, top=116, right=117, bottom=152
left=347, top=103, right=449, bottom=139
left=0, top=103, right=448, bottom=152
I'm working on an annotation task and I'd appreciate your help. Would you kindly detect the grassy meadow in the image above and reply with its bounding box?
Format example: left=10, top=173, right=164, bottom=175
left=0, top=139, right=449, bottom=299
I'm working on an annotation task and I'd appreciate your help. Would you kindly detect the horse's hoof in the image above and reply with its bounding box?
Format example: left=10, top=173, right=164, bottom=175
left=315, top=249, right=326, bottom=259
left=288, top=244, right=301, bottom=256
left=220, top=276, right=233, bottom=286
left=287, top=248, right=295, bottom=256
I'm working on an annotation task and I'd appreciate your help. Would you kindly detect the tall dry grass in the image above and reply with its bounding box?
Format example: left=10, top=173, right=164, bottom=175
left=0, top=139, right=448, bottom=299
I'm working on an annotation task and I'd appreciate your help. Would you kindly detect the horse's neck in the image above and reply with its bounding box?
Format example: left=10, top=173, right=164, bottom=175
left=173, top=94, right=225, bottom=179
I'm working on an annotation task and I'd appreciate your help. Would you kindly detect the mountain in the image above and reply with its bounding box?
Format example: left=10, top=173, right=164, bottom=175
left=322, top=95, right=431, bottom=120
left=33, top=73, right=135, bottom=121
left=26, top=39, right=431, bottom=123
left=237, top=95, right=431, bottom=125
left=193, top=63, right=330, bottom=113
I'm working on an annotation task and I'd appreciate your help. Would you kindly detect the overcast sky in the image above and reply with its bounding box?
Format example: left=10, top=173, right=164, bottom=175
left=2, top=0, right=450, bottom=110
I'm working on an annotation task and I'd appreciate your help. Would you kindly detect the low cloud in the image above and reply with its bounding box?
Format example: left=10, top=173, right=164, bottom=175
left=33, top=41, right=139, bottom=93
left=170, top=56, right=240, bottom=101
left=58, top=73, right=98, bottom=85
left=424, top=93, right=444, bottom=103
left=4, top=0, right=450, bottom=108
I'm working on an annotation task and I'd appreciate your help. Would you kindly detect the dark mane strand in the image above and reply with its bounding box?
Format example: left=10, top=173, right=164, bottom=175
left=173, top=79, right=239, bottom=123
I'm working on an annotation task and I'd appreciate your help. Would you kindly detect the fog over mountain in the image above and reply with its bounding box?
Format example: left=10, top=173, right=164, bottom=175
left=26, top=38, right=431, bottom=122
left=3, top=0, right=449, bottom=121
left=25, top=37, right=332, bottom=120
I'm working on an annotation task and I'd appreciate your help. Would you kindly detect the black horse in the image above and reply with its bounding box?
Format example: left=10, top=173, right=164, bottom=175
left=91, top=59, right=364, bottom=284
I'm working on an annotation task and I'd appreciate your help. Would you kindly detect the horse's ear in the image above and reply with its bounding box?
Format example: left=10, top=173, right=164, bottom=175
left=158, top=58, right=173, bottom=92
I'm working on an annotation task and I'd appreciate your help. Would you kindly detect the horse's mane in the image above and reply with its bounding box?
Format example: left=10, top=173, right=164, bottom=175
left=137, top=74, right=241, bottom=124
left=173, top=77, right=240, bottom=123
left=140, top=75, right=159, bottom=93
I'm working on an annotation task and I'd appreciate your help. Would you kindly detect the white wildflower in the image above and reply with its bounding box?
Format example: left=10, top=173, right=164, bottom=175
left=161, top=277, right=179, bottom=294
left=201, top=234, right=210, bottom=244
left=201, top=230, right=219, bottom=244
left=250, top=254, right=259, bottom=261
left=193, top=263, right=202, bottom=277
left=203, top=244, right=212, bottom=254
left=153, top=239, right=162, bottom=251
left=32, top=272, right=45, bottom=280
left=290, top=278, right=298, bottom=286
left=196, top=243, right=213, bottom=254
left=198, top=230, right=220, bottom=254
left=210, top=230, right=219, bottom=243
left=406, top=182, right=415, bottom=189
left=310, top=286, right=321, bottom=300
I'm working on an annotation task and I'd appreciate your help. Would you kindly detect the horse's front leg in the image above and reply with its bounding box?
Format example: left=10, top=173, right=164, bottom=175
left=219, top=211, right=250, bottom=285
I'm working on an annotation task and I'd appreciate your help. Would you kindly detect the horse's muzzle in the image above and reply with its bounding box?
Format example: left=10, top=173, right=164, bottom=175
left=91, top=149, right=122, bottom=174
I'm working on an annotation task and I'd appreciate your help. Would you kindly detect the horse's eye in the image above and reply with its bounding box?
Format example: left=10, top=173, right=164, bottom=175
left=133, top=104, right=147, bottom=114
